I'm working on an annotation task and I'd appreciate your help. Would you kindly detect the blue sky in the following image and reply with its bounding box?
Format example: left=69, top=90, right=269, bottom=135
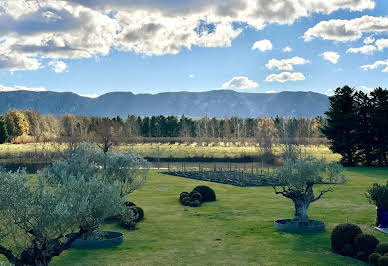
left=0, top=0, right=387, bottom=97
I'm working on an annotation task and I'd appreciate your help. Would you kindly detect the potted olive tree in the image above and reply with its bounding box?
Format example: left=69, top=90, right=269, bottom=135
left=273, top=156, right=346, bottom=233
left=366, top=181, right=388, bottom=228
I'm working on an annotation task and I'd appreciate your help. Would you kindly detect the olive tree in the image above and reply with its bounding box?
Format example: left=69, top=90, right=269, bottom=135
left=41, top=142, right=149, bottom=197
left=0, top=168, right=123, bottom=266
left=273, top=156, right=346, bottom=224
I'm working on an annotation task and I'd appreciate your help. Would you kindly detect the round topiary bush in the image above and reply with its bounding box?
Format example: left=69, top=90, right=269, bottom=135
left=190, top=200, right=201, bottom=207
left=376, top=243, right=388, bottom=256
left=124, top=201, right=136, bottom=207
left=180, top=192, right=190, bottom=201
left=130, top=206, right=144, bottom=222
left=331, top=223, right=363, bottom=256
left=120, top=220, right=137, bottom=230
left=378, top=255, right=388, bottom=266
left=193, top=185, right=216, bottom=202
left=370, top=253, right=381, bottom=266
left=181, top=197, right=191, bottom=206
left=189, top=191, right=203, bottom=202
left=354, top=234, right=379, bottom=261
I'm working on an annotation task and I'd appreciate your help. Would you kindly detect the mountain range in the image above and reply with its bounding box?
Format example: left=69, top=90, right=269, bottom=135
left=0, top=90, right=329, bottom=118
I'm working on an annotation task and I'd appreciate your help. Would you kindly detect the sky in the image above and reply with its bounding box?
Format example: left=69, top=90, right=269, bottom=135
left=0, top=0, right=387, bottom=97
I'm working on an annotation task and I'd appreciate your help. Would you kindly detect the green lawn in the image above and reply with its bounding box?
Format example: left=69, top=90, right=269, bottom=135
left=46, top=168, right=388, bottom=266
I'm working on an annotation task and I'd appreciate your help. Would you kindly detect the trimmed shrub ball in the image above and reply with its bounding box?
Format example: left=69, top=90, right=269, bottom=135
left=189, top=191, right=203, bottom=202
left=378, top=255, right=388, bottom=266
left=193, top=185, right=216, bottom=202
left=331, top=223, right=362, bottom=256
left=130, top=206, right=144, bottom=222
left=120, top=220, right=137, bottom=230
left=181, top=196, right=191, bottom=206
left=125, top=201, right=136, bottom=207
left=376, top=243, right=388, bottom=256
left=370, top=253, right=381, bottom=266
left=180, top=192, right=190, bottom=201
left=354, top=234, right=379, bottom=261
left=190, top=200, right=201, bottom=207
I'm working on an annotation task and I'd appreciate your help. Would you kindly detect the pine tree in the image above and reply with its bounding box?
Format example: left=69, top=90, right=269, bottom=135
left=321, top=86, right=358, bottom=166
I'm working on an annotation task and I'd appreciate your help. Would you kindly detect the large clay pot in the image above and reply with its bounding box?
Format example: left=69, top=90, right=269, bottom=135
left=377, top=208, right=388, bottom=228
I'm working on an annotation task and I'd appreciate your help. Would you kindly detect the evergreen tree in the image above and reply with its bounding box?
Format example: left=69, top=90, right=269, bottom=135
left=321, top=86, right=358, bottom=166
left=370, top=87, right=388, bottom=166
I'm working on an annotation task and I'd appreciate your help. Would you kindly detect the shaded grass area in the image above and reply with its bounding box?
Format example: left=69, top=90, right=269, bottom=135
left=45, top=168, right=388, bottom=266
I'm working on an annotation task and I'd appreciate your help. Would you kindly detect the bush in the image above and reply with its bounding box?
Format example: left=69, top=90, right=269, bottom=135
left=181, top=196, right=191, bottom=206
left=130, top=206, right=144, bottom=222
left=370, top=253, right=381, bottom=266
left=180, top=192, right=190, bottom=201
left=366, top=182, right=388, bottom=209
left=189, top=191, right=203, bottom=202
left=331, top=223, right=362, bottom=256
left=378, top=256, right=388, bottom=266
left=354, top=234, right=379, bottom=261
left=376, top=243, right=388, bottom=255
left=193, top=185, right=216, bottom=202
left=125, top=201, right=136, bottom=207
left=120, top=221, right=137, bottom=230
left=190, top=200, right=201, bottom=207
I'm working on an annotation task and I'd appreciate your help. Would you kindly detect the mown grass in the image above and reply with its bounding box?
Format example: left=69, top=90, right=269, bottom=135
left=43, top=168, right=388, bottom=266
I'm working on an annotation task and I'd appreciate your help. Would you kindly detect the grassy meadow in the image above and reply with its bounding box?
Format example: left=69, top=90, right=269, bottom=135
left=0, top=142, right=341, bottom=162
left=43, top=168, right=388, bottom=266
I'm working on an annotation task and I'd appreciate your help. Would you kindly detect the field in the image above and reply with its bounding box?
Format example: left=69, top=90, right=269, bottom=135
left=43, top=167, right=388, bottom=266
left=0, top=143, right=341, bottom=162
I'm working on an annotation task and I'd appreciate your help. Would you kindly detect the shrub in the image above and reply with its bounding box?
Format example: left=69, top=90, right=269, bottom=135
left=193, top=185, right=216, bottom=202
left=378, top=256, right=388, bottom=266
left=354, top=234, right=379, bottom=261
left=331, top=224, right=362, bottom=256
left=376, top=243, right=388, bottom=255
left=370, top=253, right=381, bottom=266
left=181, top=197, right=191, bottom=206
left=189, top=191, right=203, bottom=202
left=125, top=201, right=136, bottom=207
left=180, top=192, right=190, bottom=201
left=120, top=221, right=137, bottom=230
left=366, top=182, right=388, bottom=209
left=130, top=206, right=144, bottom=222
left=190, top=200, right=201, bottom=207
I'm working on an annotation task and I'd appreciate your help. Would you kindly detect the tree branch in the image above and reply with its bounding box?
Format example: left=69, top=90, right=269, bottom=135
left=311, top=188, right=333, bottom=203
left=0, top=244, right=19, bottom=264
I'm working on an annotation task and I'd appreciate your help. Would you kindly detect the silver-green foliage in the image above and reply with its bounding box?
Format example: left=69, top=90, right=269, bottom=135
left=0, top=167, right=123, bottom=265
left=42, top=142, right=150, bottom=196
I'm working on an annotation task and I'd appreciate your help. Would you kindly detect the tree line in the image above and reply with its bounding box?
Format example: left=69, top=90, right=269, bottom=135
left=0, top=110, right=327, bottom=148
left=322, top=86, right=388, bottom=166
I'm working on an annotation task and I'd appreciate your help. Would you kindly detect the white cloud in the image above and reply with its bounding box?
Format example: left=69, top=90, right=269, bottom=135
left=265, top=56, right=310, bottom=71
left=0, top=84, right=46, bottom=92
left=359, top=85, right=374, bottom=93
left=364, top=36, right=375, bottom=44
left=324, top=89, right=334, bottom=96
left=48, top=60, right=68, bottom=73
left=361, top=59, right=388, bottom=72
left=0, top=0, right=376, bottom=71
left=252, top=39, right=272, bottom=52
left=321, top=51, right=340, bottom=64
left=346, top=45, right=376, bottom=55
left=265, top=90, right=277, bottom=93
left=376, top=39, right=388, bottom=51
left=283, top=46, right=292, bottom=52
left=221, top=76, right=258, bottom=89
left=265, top=72, right=305, bottom=83
left=189, top=74, right=195, bottom=78
left=304, top=15, right=388, bottom=42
